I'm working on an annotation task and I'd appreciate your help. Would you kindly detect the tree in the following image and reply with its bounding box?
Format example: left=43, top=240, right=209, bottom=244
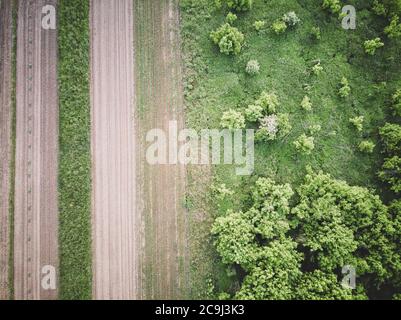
left=380, top=123, right=401, bottom=153
left=296, top=271, right=367, bottom=300
left=217, top=0, right=253, bottom=12
left=301, top=96, right=313, bottom=111
left=210, top=23, right=244, bottom=55
left=379, top=156, right=401, bottom=193
left=272, top=19, right=287, bottom=34
left=359, top=140, right=376, bottom=153
left=385, top=15, right=401, bottom=38
left=322, top=0, right=341, bottom=14
left=339, top=77, right=351, bottom=98
left=245, top=59, right=260, bottom=76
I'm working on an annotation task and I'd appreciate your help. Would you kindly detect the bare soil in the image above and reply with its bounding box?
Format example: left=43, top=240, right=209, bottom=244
left=0, top=0, right=13, bottom=300
left=14, top=0, right=59, bottom=300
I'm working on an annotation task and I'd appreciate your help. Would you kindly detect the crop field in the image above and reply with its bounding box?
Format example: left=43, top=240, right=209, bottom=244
left=0, top=0, right=400, bottom=302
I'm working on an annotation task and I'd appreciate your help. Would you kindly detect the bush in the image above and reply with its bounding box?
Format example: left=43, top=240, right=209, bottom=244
left=256, top=115, right=279, bottom=141
left=245, top=59, right=260, bottom=76
left=339, top=77, right=351, bottom=98
left=294, top=134, right=315, bottom=155
left=380, top=123, right=401, bottom=153
left=385, top=15, right=401, bottom=38
left=309, top=124, right=322, bottom=135
left=217, top=0, right=253, bottom=12
left=359, top=140, right=376, bottom=153
left=282, top=11, right=301, bottom=27
left=312, top=61, right=323, bottom=75
left=220, top=109, right=246, bottom=130
left=210, top=23, right=245, bottom=55
left=364, top=38, right=384, bottom=55
left=349, top=116, right=364, bottom=132
left=393, top=89, right=401, bottom=116
left=256, top=91, right=279, bottom=113
left=277, top=113, right=292, bottom=137
left=225, top=12, right=238, bottom=24
left=373, top=0, right=388, bottom=16
left=253, top=20, right=266, bottom=32
left=244, top=104, right=263, bottom=122
left=379, top=156, right=401, bottom=193
left=311, top=26, right=321, bottom=40
left=322, top=0, right=341, bottom=14
left=272, top=19, right=287, bottom=34
left=301, top=96, right=313, bottom=111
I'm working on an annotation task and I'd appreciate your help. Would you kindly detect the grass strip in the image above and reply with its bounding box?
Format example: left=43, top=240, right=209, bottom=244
left=58, top=0, right=92, bottom=300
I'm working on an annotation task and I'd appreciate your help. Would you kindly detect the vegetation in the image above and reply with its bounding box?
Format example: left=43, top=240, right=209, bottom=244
left=364, top=38, right=384, bottom=55
left=245, top=59, right=260, bottom=75
left=58, top=0, right=92, bottom=300
left=210, top=23, right=245, bottom=55
left=180, top=0, right=401, bottom=299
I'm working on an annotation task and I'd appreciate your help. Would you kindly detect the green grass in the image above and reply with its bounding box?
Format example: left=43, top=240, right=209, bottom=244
left=180, top=0, right=401, bottom=297
left=58, top=0, right=92, bottom=300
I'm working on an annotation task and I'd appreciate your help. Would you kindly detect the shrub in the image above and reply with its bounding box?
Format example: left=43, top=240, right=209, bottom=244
left=210, top=23, right=245, bottom=55
left=282, top=11, right=301, bottom=27
left=311, top=26, right=321, bottom=40
left=309, top=124, right=322, bottom=135
left=277, top=113, right=292, bottom=137
left=272, top=19, right=287, bottom=34
left=253, top=20, right=266, bottom=32
left=256, top=115, right=279, bottom=141
left=217, top=0, right=253, bottom=12
left=301, top=96, right=313, bottom=111
left=359, top=140, right=376, bottom=153
left=256, top=91, right=279, bottom=113
left=312, top=61, right=323, bottom=75
left=225, top=12, right=238, bottom=24
left=380, top=123, right=401, bottom=153
left=379, top=156, right=401, bottom=193
left=244, top=104, right=263, bottom=122
left=294, top=134, right=315, bottom=155
left=385, top=15, right=401, bottom=38
left=364, top=38, right=384, bottom=55
left=393, top=89, right=401, bottom=116
left=245, top=59, right=260, bottom=76
left=373, top=0, right=388, bottom=16
left=339, top=77, right=351, bottom=98
left=349, top=116, right=364, bottom=132
left=322, top=0, right=341, bottom=14
left=220, top=109, right=246, bottom=130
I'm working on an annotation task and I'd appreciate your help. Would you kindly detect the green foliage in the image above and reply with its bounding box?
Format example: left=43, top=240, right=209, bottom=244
left=359, top=140, right=376, bottom=153
left=379, top=156, right=401, bottom=193
left=301, top=96, right=313, bottom=111
left=220, top=109, right=246, bottom=130
left=322, top=0, right=341, bottom=14
left=256, top=91, right=279, bottom=113
left=392, top=89, right=401, bottom=116
left=349, top=116, right=364, bottom=132
left=294, top=171, right=400, bottom=283
left=380, top=123, right=401, bottom=153
left=277, top=113, right=292, bottom=137
left=309, top=124, right=322, bottom=135
left=373, top=0, right=388, bottom=16
left=312, top=61, right=324, bottom=75
left=364, top=38, right=385, bottom=55
left=58, top=0, right=92, bottom=300
left=253, top=20, right=266, bottom=32
left=210, top=23, right=245, bottom=55
left=293, top=134, right=315, bottom=155
left=385, top=15, right=401, bottom=38
left=271, top=19, right=287, bottom=34
left=282, top=11, right=301, bottom=27
left=296, top=271, right=367, bottom=300
left=311, top=26, right=322, bottom=40
left=339, top=77, right=351, bottom=98
left=217, top=0, right=253, bottom=12
left=244, top=104, right=263, bottom=122
left=245, top=59, right=260, bottom=76
left=225, top=12, right=238, bottom=24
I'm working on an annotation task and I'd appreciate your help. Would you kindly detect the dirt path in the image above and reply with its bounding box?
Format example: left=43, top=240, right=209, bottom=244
left=90, top=0, right=138, bottom=300
left=14, top=0, right=59, bottom=300
left=0, top=0, right=13, bottom=301
left=134, top=0, right=189, bottom=299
